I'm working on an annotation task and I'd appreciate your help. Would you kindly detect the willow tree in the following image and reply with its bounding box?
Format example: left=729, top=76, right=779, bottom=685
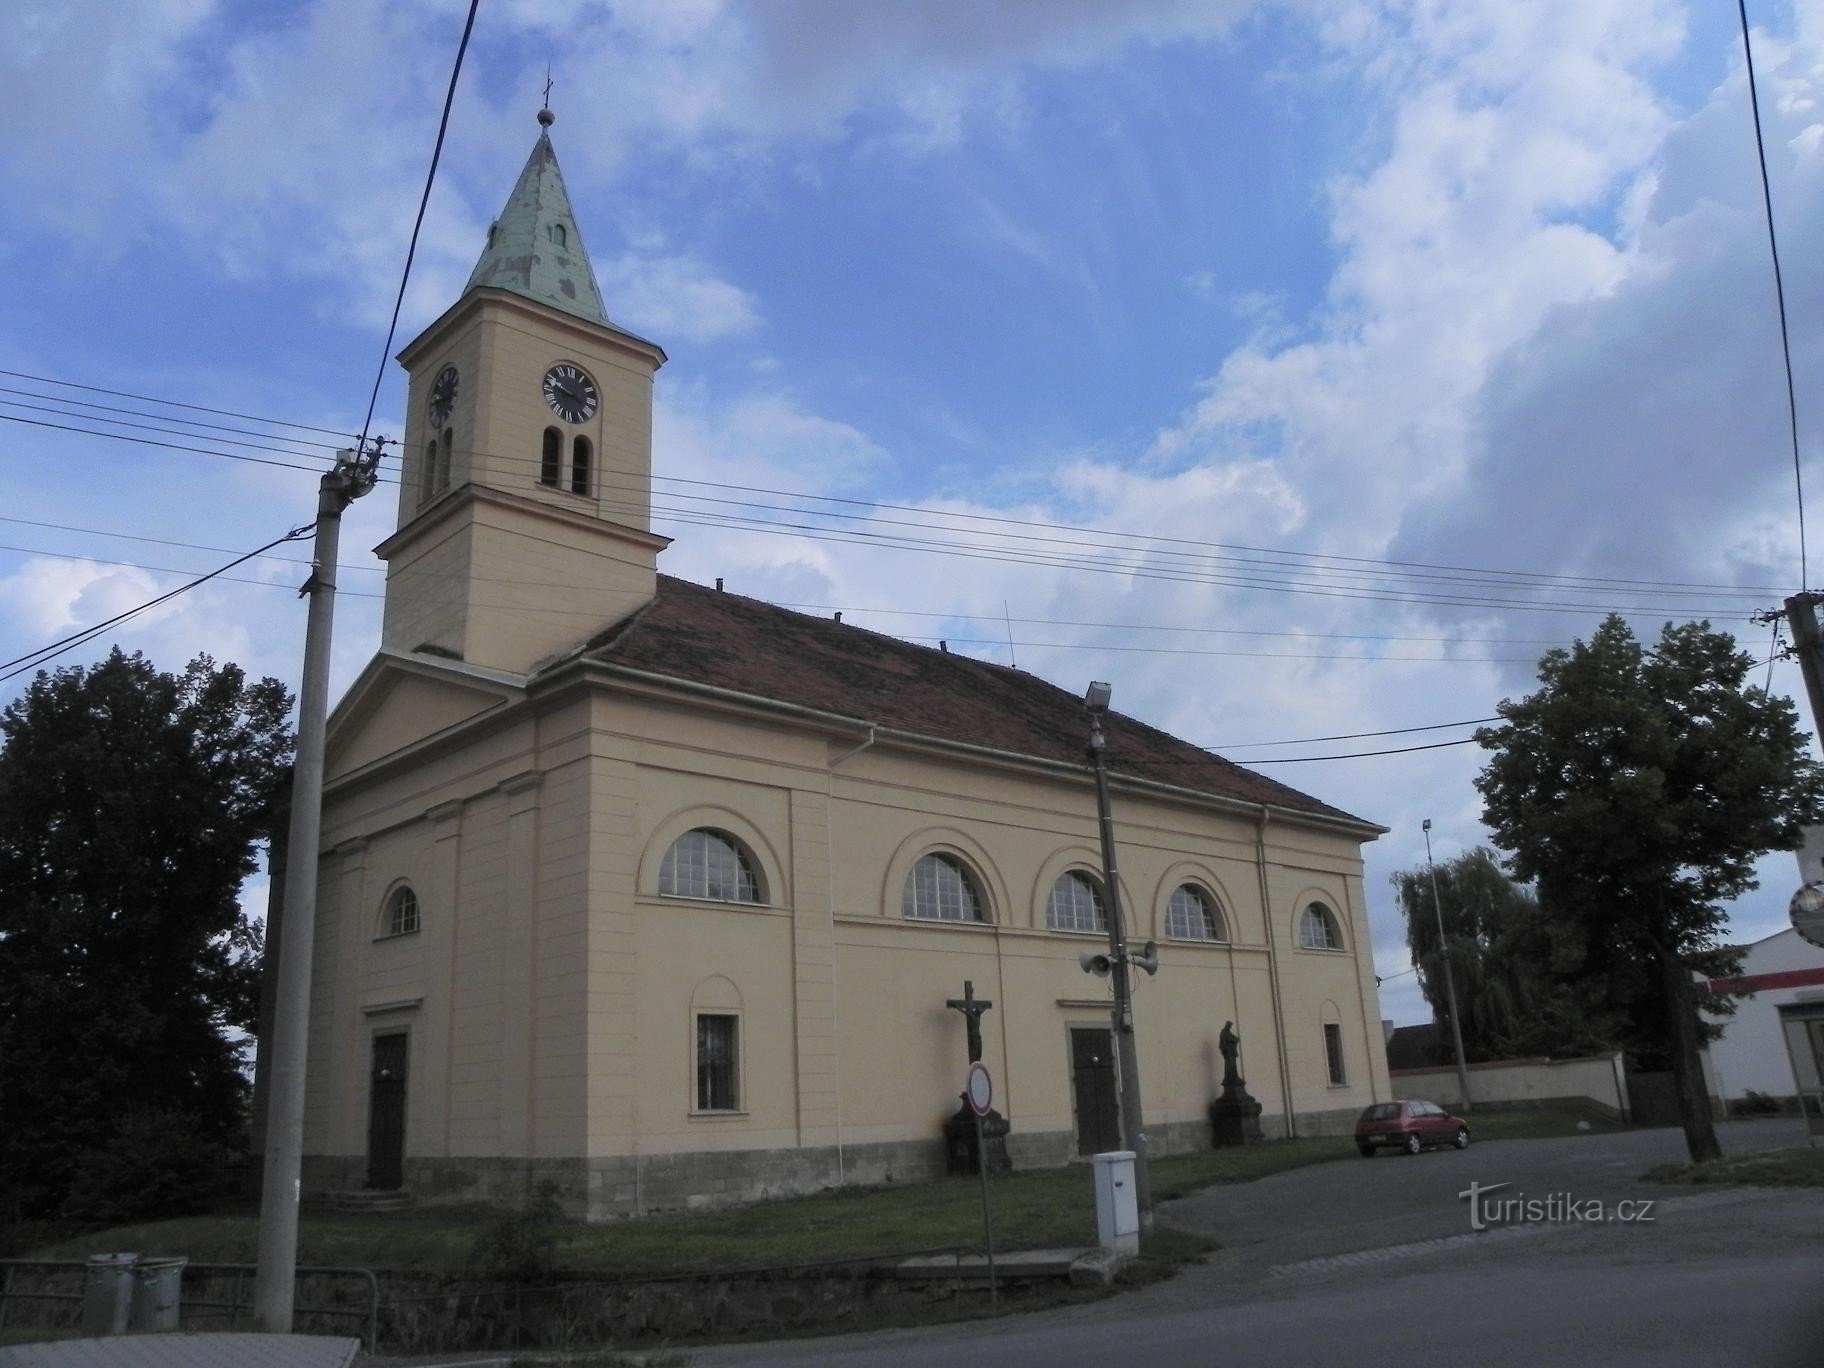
left=1391, top=848, right=1618, bottom=1062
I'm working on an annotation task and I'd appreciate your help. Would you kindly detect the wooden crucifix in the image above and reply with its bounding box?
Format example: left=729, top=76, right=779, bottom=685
left=946, top=979, right=994, bottom=1065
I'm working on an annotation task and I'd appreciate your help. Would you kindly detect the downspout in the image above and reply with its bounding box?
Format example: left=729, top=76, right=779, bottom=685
left=1256, top=808, right=1297, bottom=1137
left=825, top=724, right=877, bottom=1186
left=1343, top=874, right=1381, bottom=1102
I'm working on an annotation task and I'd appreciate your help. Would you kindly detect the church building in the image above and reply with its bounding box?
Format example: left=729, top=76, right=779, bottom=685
left=301, top=112, right=1392, bottom=1217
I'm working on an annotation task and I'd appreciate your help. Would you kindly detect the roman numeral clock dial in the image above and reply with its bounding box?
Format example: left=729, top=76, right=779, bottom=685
left=542, top=363, right=598, bottom=424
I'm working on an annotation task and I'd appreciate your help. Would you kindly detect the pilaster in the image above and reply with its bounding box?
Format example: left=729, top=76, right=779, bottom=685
left=498, top=771, right=542, bottom=1157
left=789, top=789, right=838, bottom=1146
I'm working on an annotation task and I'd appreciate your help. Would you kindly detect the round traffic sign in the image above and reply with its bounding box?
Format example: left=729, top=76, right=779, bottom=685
left=965, top=1061, right=993, bottom=1117
left=1792, top=881, right=1824, bottom=950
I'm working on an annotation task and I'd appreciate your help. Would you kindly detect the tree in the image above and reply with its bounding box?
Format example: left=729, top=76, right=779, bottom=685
left=1475, top=616, right=1824, bottom=1163
left=1390, top=847, right=1621, bottom=1062
left=0, top=649, right=292, bottom=1220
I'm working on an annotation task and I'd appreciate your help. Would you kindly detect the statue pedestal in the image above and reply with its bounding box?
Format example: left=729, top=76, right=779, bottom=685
left=943, top=1103, right=1012, bottom=1175
left=1208, top=1080, right=1263, bottom=1148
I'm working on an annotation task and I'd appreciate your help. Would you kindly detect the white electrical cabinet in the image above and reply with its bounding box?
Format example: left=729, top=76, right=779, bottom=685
left=1092, top=1149, right=1139, bottom=1254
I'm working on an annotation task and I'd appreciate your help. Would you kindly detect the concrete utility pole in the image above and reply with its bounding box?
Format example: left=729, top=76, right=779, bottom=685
left=1783, top=594, right=1824, bottom=737
left=1085, top=682, right=1152, bottom=1230
left=254, top=442, right=382, bottom=1333
left=1422, top=819, right=1473, bottom=1114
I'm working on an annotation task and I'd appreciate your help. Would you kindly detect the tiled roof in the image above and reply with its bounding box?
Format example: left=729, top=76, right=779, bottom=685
left=568, top=575, right=1377, bottom=830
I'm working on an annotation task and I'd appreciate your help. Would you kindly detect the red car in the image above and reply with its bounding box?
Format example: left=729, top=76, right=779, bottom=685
left=1355, top=1099, right=1470, bottom=1156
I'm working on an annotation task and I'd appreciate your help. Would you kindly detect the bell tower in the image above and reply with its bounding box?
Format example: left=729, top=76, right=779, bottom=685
left=376, top=107, right=669, bottom=676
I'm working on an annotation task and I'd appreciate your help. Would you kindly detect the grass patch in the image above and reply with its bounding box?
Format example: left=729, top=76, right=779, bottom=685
left=20, top=1141, right=1317, bottom=1278
left=1643, top=1147, right=1824, bottom=1188
left=19, top=1111, right=1601, bottom=1279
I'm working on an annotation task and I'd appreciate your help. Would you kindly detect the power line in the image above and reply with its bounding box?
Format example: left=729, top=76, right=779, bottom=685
left=350, top=0, right=479, bottom=456
left=1737, top=0, right=1807, bottom=588
left=0, top=383, right=349, bottom=454
left=0, top=394, right=336, bottom=463
left=0, top=367, right=359, bottom=439
left=0, top=526, right=315, bottom=683
left=0, top=410, right=344, bottom=477
left=1206, top=716, right=1502, bottom=749
left=1, top=379, right=1791, bottom=604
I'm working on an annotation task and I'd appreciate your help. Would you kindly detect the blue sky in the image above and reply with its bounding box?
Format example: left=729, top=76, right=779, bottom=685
left=2, top=0, right=1821, bottom=1027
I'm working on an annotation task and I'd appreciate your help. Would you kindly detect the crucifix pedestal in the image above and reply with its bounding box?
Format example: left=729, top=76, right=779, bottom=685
left=944, top=980, right=1012, bottom=1175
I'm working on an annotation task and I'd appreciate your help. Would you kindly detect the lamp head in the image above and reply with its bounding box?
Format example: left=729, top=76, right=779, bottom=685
left=1085, top=681, right=1112, bottom=712
left=1422, top=818, right=1432, bottom=832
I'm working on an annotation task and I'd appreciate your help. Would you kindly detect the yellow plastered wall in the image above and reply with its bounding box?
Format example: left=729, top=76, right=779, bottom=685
left=309, top=667, right=1388, bottom=1178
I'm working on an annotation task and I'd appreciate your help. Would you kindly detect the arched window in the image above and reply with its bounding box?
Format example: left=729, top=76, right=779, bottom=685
left=659, top=828, right=763, bottom=903
left=549, top=222, right=567, bottom=248
left=1047, top=871, right=1107, bottom=934
left=421, top=439, right=438, bottom=504
left=540, top=427, right=561, bottom=486
left=903, top=853, right=986, bottom=923
left=439, top=426, right=454, bottom=492
left=383, top=885, right=420, bottom=938
left=1300, top=902, right=1343, bottom=951
left=570, top=435, right=591, bottom=496
left=1166, top=885, right=1225, bottom=941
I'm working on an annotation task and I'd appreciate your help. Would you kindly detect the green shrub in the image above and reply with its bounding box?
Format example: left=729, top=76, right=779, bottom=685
left=59, top=1109, right=233, bottom=1223
left=469, top=1181, right=565, bottom=1282
left=1729, top=1090, right=1789, bottom=1118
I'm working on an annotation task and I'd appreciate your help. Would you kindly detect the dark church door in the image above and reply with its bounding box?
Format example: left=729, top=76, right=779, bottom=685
left=1070, top=1027, right=1120, bottom=1156
left=366, top=1032, right=408, bottom=1190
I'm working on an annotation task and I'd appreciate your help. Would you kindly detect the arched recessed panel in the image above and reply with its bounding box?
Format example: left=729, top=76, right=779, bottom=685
left=1047, top=871, right=1108, bottom=934
left=659, top=828, right=765, bottom=904
left=1166, top=884, right=1227, bottom=942
left=380, top=883, right=420, bottom=938
left=540, top=426, right=561, bottom=486
left=570, top=435, right=592, bottom=496
left=1299, top=902, right=1344, bottom=951
left=903, top=852, right=987, bottom=923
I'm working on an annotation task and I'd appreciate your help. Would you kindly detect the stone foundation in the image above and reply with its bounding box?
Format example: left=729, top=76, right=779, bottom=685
left=303, top=1105, right=1361, bottom=1221
left=308, top=1136, right=949, bottom=1221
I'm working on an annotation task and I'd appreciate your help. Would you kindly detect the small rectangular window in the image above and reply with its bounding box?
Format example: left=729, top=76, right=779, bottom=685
left=696, top=1013, right=739, bottom=1111
left=1324, top=1023, right=1346, bottom=1086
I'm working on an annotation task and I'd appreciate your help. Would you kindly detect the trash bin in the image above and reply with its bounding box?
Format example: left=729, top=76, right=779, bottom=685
left=80, top=1253, right=139, bottom=1337
left=1091, top=1150, right=1139, bottom=1255
left=128, top=1256, right=187, bottom=1332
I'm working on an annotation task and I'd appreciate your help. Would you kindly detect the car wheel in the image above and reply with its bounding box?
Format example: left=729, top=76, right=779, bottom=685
left=1403, top=1133, right=1422, bottom=1155
left=1454, top=1128, right=1470, bottom=1149
left=1357, top=1142, right=1375, bottom=1158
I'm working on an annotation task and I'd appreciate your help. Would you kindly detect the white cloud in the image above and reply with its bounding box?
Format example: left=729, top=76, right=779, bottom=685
left=598, top=252, right=763, bottom=342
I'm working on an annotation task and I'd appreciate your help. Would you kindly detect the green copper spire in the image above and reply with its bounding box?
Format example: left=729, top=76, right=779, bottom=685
left=463, top=109, right=609, bottom=327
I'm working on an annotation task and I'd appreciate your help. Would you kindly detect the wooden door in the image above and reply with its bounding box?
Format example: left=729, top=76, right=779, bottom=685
left=1070, top=1027, right=1121, bottom=1157
left=366, top=1032, right=408, bottom=1190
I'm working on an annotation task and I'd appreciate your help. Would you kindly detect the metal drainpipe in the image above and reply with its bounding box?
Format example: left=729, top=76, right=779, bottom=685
left=825, top=724, right=878, bottom=1185
left=1256, top=808, right=1297, bottom=1138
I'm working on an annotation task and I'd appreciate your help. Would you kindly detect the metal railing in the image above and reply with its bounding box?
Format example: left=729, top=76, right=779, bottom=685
left=0, top=1260, right=379, bottom=1349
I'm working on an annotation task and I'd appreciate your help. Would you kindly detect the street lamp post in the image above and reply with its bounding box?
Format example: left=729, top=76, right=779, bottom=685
left=1422, top=819, right=1473, bottom=1113
left=1085, top=681, right=1152, bottom=1229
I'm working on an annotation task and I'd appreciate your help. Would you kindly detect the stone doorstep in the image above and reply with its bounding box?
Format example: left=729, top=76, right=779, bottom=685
left=889, top=1246, right=1129, bottom=1289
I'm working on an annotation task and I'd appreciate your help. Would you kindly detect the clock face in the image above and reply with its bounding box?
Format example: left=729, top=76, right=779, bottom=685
left=542, top=363, right=598, bottom=424
left=427, top=365, right=459, bottom=427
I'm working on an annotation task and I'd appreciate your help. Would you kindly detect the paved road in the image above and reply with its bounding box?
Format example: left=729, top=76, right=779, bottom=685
left=686, top=1121, right=1824, bottom=1368
left=1162, top=1116, right=1808, bottom=1273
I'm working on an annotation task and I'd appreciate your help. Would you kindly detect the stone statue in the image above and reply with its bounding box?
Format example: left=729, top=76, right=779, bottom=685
left=1210, top=1018, right=1261, bottom=1147
left=1219, top=1020, right=1241, bottom=1086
